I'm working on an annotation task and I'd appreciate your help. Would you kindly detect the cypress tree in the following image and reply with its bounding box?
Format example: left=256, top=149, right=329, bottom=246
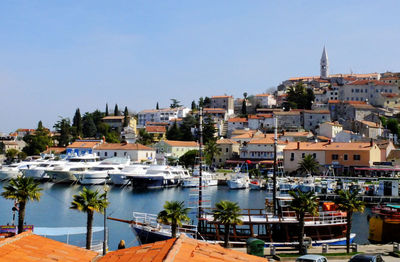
left=156, top=102, right=159, bottom=110
left=105, top=104, right=109, bottom=116
left=114, top=104, right=119, bottom=116
left=123, top=106, right=129, bottom=127
left=72, top=108, right=82, bottom=136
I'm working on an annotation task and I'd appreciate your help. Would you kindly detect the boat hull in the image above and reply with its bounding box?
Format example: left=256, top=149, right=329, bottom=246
left=130, top=176, right=179, bottom=189
left=0, top=170, right=21, bottom=181
left=76, top=173, right=109, bottom=185
left=23, top=169, right=50, bottom=181
left=109, top=174, right=131, bottom=186
left=47, top=170, right=79, bottom=184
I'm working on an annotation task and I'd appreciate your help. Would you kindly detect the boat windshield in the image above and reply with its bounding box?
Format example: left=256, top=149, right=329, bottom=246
left=90, top=167, right=115, bottom=171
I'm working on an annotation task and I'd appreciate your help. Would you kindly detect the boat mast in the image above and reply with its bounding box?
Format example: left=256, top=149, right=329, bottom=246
left=273, top=116, right=278, bottom=216
left=198, top=107, right=204, bottom=231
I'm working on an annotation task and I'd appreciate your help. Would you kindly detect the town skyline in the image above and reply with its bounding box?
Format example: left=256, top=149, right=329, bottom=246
left=1, top=1, right=400, bottom=132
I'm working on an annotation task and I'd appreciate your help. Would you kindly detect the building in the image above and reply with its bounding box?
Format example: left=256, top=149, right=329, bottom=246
left=302, top=110, right=331, bottom=131
left=0, top=231, right=98, bottom=262
left=99, top=234, right=267, bottom=262
left=375, top=93, right=400, bottom=108
left=283, top=141, right=381, bottom=175
left=248, top=114, right=275, bottom=131
left=137, top=107, right=190, bottom=127
left=214, top=139, right=240, bottom=166
left=227, top=117, right=248, bottom=135
left=66, top=139, right=103, bottom=156
left=280, top=131, right=314, bottom=142
left=94, top=142, right=155, bottom=162
left=320, top=46, right=329, bottom=79
left=253, top=94, right=276, bottom=108
left=318, top=121, right=343, bottom=139
left=203, top=108, right=228, bottom=120
left=102, top=115, right=136, bottom=133
left=354, top=120, right=383, bottom=139
left=210, top=95, right=234, bottom=116
left=338, top=80, right=398, bottom=106
left=240, top=135, right=286, bottom=160
left=274, top=111, right=301, bottom=130
left=153, top=140, right=199, bottom=163
left=145, top=125, right=167, bottom=141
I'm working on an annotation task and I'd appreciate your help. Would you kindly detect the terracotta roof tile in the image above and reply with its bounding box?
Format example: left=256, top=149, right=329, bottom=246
left=348, top=79, right=392, bottom=86
left=216, top=139, right=238, bottom=145
left=227, top=118, right=247, bottom=123
left=96, top=143, right=154, bottom=151
left=303, top=110, right=330, bottom=114
left=0, top=232, right=98, bottom=262
left=103, top=116, right=125, bottom=120
left=211, top=95, right=232, bottom=98
left=146, top=126, right=167, bottom=133
left=284, top=142, right=375, bottom=151
left=67, top=141, right=102, bottom=149
left=164, top=140, right=199, bottom=147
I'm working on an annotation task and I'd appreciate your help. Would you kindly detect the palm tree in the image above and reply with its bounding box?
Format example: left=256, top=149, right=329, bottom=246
left=70, top=187, right=108, bottom=250
left=297, top=154, right=320, bottom=175
left=334, top=189, right=365, bottom=253
left=204, top=140, right=222, bottom=166
left=1, top=176, right=42, bottom=234
left=212, top=200, right=242, bottom=248
left=157, top=201, right=190, bottom=238
left=289, top=190, right=319, bottom=254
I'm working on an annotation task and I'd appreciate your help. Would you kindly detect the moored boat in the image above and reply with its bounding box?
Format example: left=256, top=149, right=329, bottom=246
left=109, top=164, right=149, bottom=186
left=369, top=204, right=400, bottom=243
left=182, top=171, right=218, bottom=188
left=227, top=173, right=249, bottom=189
left=130, top=165, right=181, bottom=189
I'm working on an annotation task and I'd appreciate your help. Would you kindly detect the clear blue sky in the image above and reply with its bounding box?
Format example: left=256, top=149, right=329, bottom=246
left=1, top=0, right=399, bottom=133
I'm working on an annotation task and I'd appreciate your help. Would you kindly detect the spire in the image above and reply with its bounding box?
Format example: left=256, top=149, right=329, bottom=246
left=320, top=46, right=329, bottom=79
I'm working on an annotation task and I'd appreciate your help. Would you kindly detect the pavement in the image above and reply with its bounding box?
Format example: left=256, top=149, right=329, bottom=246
left=234, top=244, right=399, bottom=261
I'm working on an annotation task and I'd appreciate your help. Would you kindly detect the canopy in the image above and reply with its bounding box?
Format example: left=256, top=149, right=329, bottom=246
left=34, top=226, right=104, bottom=236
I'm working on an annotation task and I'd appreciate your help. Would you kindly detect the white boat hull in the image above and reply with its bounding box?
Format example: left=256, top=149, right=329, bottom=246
left=76, top=173, right=109, bottom=185
left=23, top=169, right=49, bottom=180
left=227, top=180, right=248, bottom=189
left=0, top=170, right=21, bottom=180
left=48, top=170, right=79, bottom=183
left=109, top=174, right=130, bottom=186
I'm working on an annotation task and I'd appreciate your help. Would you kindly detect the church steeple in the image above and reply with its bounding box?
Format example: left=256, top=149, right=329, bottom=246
left=320, top=46, right=329, bottom=79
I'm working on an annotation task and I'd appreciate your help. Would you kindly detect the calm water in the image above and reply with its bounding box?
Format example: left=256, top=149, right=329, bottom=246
left=0, top=182, right=370, bottom=250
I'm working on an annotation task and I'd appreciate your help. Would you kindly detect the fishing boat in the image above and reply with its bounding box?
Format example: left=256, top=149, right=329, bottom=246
left=368, top=204, right=400, bottom=243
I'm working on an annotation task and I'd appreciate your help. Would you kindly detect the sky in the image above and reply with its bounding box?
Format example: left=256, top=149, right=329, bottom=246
left=0, top=0, right=399, bottom=133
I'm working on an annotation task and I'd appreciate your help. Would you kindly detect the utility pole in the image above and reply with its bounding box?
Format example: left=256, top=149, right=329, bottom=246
left=198, top=107, right=203, bottom=232
left=103, top=184, right=109, bottom=256
left=273, top=116, right=278, bottom=216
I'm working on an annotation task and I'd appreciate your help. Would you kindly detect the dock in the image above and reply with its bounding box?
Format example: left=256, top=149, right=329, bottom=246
left=316, top=193, right=400, bottom=205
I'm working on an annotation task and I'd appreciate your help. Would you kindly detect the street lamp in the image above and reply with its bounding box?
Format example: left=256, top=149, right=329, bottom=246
left=103, top=184, right=109, bottom=256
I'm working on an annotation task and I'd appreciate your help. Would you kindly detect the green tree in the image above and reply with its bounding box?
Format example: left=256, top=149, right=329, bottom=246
left=6, top=148, right=19, bottom=162
left=241, top=92, right=248, bottom=116
left=334, top=190, right=365, bottom=253
left=157, top=201, right=190, bottom=238
left=289, top=190, right=319, bottom=255
left=136, top=129, right=154, bottom=145
left=191, top=100, right=196, bottom=111
left=105, top=104, right=109, bottom=116
left=156, top=102, right=159, bottom=110
left=70, top=187, right=108, bottom=250
left=114, top=104, right=120, bottom=116
left=1, top=176, right=42, bottom=234
left=203, top=116, right=216, bottom=144
left=72, top=108, right=82, bottom=137
left=82, top=115, right=97, bottom=138
left=198, top=97, right=204, bottom=108
left=180, top=115, right=196, bottom=141
left=203, top=97, right=211, bottom=108
left=286, top=82, right=315, bottom=110
left=0, top=142, right=4, bottom=154
left=54, top=117, right=72, bottom=147
left=18, top=151, right=27, bottom=160
left=386, top=118, right=399, bottom=137
left=170, top=99, right=182, bottom=108
left=123, top=106, right=129, bottom=127
left=23, top=122, right=53, bottom=155
left=212, top=200, right=242, bottom=248
left=204, top=140, right=221, bottom=166
left=178, top=150, right=199, bottom=168
left=166, top=121, right=183, bottom=140
left=297, top=154, right=320, bottom=175
left=37, top=120, right=43, bottom=130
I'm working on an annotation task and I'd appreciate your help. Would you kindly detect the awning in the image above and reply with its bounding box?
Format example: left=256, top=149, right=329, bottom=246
left=354, top=167, right=400, bottom=172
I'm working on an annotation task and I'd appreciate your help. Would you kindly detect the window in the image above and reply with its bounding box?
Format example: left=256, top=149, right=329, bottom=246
left=105, top=152, right=108, bottom=157
left=124, top=152, right=127, bottom=156
left=114, top=152, right=117, bottom=157
left=302, top=153, right=305, bottom=158
left=351, top=89, right=354, bottom=93
left=322, top=116, right=325, bottom=119
left=312, top=153, right=316, bottom=158
left=290, top=153, right=294, bottom=161
left=332, top=154, right=338, bottom=160
left=226, top=148, right=229, bottom=153
left=344, top=154, right=348, bottom=160
left=354, top=155, right=361, bottom=160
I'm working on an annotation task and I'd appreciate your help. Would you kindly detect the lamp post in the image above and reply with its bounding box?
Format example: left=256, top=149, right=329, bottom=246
left=103, top=184, right=109, bottom=256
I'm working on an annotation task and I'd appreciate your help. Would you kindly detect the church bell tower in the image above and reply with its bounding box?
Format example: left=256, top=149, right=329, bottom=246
left=320, top=46, right=329, bottom=79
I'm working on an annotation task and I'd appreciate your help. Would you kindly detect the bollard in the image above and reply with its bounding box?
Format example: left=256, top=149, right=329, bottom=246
left=394, top=242, right=399, bottom=252
left=270, top=245, right=276, bottom=256
left=322, top=244, right=328, bottom=254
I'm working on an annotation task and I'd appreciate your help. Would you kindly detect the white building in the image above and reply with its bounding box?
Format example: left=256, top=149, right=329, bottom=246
left=318, top=122, right=343, bottom=139
left=138, top=107, right=190, bottom=127
left=94, top=143, right=155, bottom=162
left=253, top=94, right=276, bottom=108
left=302, top=110, right=331, bottom=131
left=240, top=136, right=286, bottom=160
left=211, top=96, right=234, bottom=116
left=227, top=117, right=248, bottom=135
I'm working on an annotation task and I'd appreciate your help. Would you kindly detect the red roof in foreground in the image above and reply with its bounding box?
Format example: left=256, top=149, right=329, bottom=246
left=0, top=232, right=98, bottom=262
left=99, top=234, right=268, bottom=262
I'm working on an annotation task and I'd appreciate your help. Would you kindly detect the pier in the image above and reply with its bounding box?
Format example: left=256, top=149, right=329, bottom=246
left=317, top=193, right=400, bottom=205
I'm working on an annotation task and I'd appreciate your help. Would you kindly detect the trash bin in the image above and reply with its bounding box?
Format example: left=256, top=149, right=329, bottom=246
left=246, top=238, right=265, bottom=257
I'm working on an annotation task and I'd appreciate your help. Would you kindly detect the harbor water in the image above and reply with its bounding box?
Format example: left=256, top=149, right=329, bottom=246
left=0, top=182, right=371, bottom=250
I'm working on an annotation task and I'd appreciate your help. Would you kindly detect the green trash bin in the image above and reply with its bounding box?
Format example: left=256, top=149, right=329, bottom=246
left=246, top=238, right=265, bottom=257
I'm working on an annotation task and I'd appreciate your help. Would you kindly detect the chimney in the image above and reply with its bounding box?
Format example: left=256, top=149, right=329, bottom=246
left=297, top=141, right=300, bottom=149
left=370, top=138, right=373, bottom=147
left=102, top=136, right=106, bottom=143
left=328, top=139, right=331, bottom=145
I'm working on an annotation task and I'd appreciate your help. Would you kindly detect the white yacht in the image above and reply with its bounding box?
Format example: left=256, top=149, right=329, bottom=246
left=130, top=165, right=180, bottom=189
left=181, top=170, right=218, bottom=188
left=47, top=154, right=101, bottom=184
left=0, top=161, right=40, bottom=181
left=227, top=173, right=250, bottom=189
left=76, top=157, right=130, bottom=185
left=109, top=164, right=149, bottom=186
left=23, top=161, right=66, bottom=181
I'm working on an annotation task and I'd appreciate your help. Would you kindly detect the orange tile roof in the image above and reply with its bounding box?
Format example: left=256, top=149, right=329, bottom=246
left=103, top=116, right=125, bottom=120
left=328, top=100, right=340, bottom=104
left=257, top=114, right=273, bottom=118
left=232, top=132, right=267, bottom=139
left=100, top=234, right=267, bottom=262
left=284, top=142, right=374, bottom=151
left=248, top=115, right=260, bottom=119
left=146, top=126, right=167, bottom=133
left=381, top=77, right=400, bottom=81
left=255, top=93, right=272, bottom=97
left=358, top=120, right=382, bottom=128
left=96, top=143, right=154, bottom=151
left=211, top=95, right=232, bottom=98
left=321, top=121, right=342, bottom=127
left=348, top=79, right=391, bottom=86
left=282, top=131, right=312, bottom=137
left=67, top=141, right=102, bottom=149
left=380, top=93, right=399, bottom=98
left=0, top=232, right=98, bottom=262
left=216, top=139, right=238, bottom=145
left=303, top=110, right=330, bottom=114
left=227, top=117, right=247, bottom=123
left=289, top=76, right=319, bottom=81
left=274, top=111, right=300, bottom=116
left=164, top=140, right=199, bottom=147
left=42, top=146, right=66, bottom=154
left=249, top=137, right=286, bottom=145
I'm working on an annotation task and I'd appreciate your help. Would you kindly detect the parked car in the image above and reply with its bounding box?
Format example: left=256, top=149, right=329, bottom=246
left=296, top=255, right=328, bottom=262
left=349, top=254, right=384, bottom=262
